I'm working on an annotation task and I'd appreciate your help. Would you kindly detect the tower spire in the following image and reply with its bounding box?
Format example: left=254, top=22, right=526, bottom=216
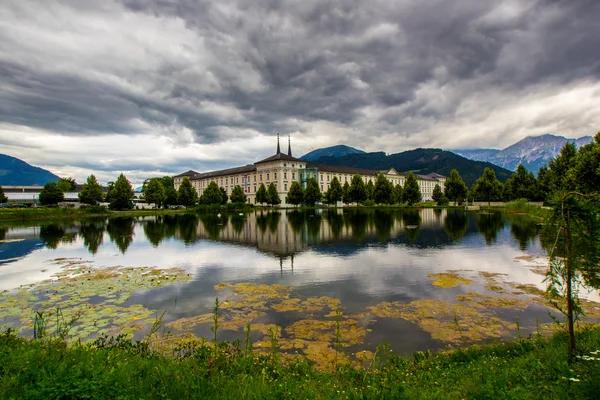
left=276, top=133, right=281, bottom=154
left=288, top=134, right=292, bottom=156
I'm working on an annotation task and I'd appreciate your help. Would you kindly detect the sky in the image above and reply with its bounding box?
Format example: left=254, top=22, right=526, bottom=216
left=1, top=0, right=599, bottom=185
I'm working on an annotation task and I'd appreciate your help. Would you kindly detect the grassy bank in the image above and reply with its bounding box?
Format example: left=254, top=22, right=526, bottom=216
left=1, top=326, right=598, bottom=399
left=0, top=207, right=194, bottom=222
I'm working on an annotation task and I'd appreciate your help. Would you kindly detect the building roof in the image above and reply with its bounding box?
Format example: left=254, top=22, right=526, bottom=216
left=254, top=152, right=303, bottom=165
left=173, top=170, right=199, bottom=178
left=192, top=164, right=257, bottom=180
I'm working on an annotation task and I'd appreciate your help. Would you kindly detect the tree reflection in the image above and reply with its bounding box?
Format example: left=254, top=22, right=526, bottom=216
left=475, top=212, right=504, bottom=245
left=348, top=210, right=368, bottom=241
left=306, top=212, right=322, bottom=240
left=287, top=210, right=305, bottom=236
left=507, top=215, right=540, bottom=251
left=402, top=210, right=421, bottom=243
left=40, top=224, right=76, bottom=249
left=374, top=209, right=393, bottom=242
left=230, top=214, right=245, bottom=234
left=326, top=210, right=344, bottom=240
left=267, top=212, right=281, bottom=234
left=444, top=210, right=468, bottom=242
left=0, top=227, right=6, bottom=242
left=79, top=220, right=106, bottom=254
left=256, top=211, right=268, bottom=235
left=106, top=218, right=135, bottom=254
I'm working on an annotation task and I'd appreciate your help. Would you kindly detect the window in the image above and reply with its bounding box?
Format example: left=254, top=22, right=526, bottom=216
left=284, top=183, right=287, bottom=191
left=320, top=175, right=323, bottom=181
left=284, top=172, right=287, bottom=179
left=327, top=174, right=330, bottom=181
left=284, top=163, right=287, bottom=167
left=267, top=173, right=270, bottom=180
left=292, top=164, right=295, bottom=168
left=253, top=175, right=256, bottom=182
left=274, top=172, right=277, bottom=179
left=236, top=177, right=239, bottom=183
left=321, top=184, right=323, bottom=191
left=254, top=184, right=257, bottom=193
left=292, top=172, right=295, bottom=179
left=260, top=174, right=262, bottom=181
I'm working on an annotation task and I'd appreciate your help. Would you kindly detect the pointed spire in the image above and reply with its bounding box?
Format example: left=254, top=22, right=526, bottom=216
left=288, top=134, right=292, bottom=156
left=276, top=133, right=281, bottom=154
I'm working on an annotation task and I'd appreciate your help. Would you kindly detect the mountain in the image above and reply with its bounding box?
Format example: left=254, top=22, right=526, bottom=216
left=300, top=145, right=365, bottom=162
left=309, top=148, right=513, bottom=186
left=0, top=154, right=60, bottom=186
left=453, top=134, right=594, bottom=172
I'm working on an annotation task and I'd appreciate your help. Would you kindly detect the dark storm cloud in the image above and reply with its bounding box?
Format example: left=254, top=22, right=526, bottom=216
left=1, top=0, right=599, bottom=162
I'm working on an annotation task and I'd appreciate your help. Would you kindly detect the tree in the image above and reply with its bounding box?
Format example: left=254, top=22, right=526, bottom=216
left=220, top=187, right=228, bottom=205
left=510, top=164, right=537, bottom=200
left=326, top=177, right=343, bottom=205
left=105, top=181, right=115, bottom=204
left=57, top=177, right=76, bottom=192
left=303, top=177, right=322, bottom=206
left=342, top=181, right=351, bottom=205
left=256, top=183, right=268, bottom=205
left=144, top=178, right=166, bottom=208
left=267, top=183, right=281, bottom=206
left=39, top=182, right=65, bottom=205
left=393, top=184, right=403, bottom=204
left=197, top=181, right=220, bottom=205
left=287, top=181, right=304, bottom=206
left=432, top=183, right=447, bottom=206
left=573, top=132, right=600, bottom=194
left=161, top=176, right=178, bottom=207
left=373, top=173, right=393, bottom=204
left=0, top=185, right=8, bottom=203
left=78, top=174, right=104, bottom=205
left=471, top=168, right=502, bottom=206
left=349, top=174, right=367, bottom=204
left=444, top=169, right=468, bottom=205
left=403, top=172, right=422, bottom=205
left=366, top=180, right=375, bottom=200
left=109, top=173, right=135, bottom=210
left=230, top=185, right=247, bottom=203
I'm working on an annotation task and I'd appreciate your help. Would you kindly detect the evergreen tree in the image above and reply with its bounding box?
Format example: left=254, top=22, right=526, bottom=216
left=286, top=181, right=304, bottom=207
left=366, top=180, right=375, bottom=200
left=109, top=173, right=135, bottom=210
left=256, top=183, right=268, bottom=205
left=342, top=181, right=351, bottom=205
left=220, top=187, right=228, bottom=204
left=471, top=168, right=502, bottom=206
left=0, top=185, right=7, bottom=203
left=403, top=172, right=422, bottom=205
left=536, top=166, right=553, bottom=202
left=105, top=181, right=115, bottom=204
left=548, top=142, right=578, bottom=192
left=373, top=173, right=393, bottom=204
left=177, top=177, right=198, bottom=206
left=267, top=183, right=281, bottom=206
left=444, top=169, right=468, bottom=205
left=161, top=176, right=178, bottom=207
left=39, top=182, right=65, bottom=205
left=143, top=178, right=166, bottom=208
left=349, top=174, right=367, bottom=204
left=327, top=177, right=343, bottom=205
left=393, top=184, right=403, bottom=204
left=78, top=174, right=104, bottom=205
left=197, top=181, right=219, bottom=205
left=230, top=185, right=247, bottom=203
left=432, top=183, right=447, bottom=205
left=304, top=177, right=322, bottom=206
left=511, top=164, right=537, bottom=200
left=573, top=132, right=600, bottom=194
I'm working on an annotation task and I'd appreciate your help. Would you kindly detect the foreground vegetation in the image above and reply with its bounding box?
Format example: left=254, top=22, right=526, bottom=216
left=1, top=326, right=599, bottom=399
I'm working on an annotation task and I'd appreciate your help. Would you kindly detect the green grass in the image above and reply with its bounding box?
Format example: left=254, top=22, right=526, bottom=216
left=1, top=327, right=599, bottom=399
left=0, top=207, right=193, bottom=221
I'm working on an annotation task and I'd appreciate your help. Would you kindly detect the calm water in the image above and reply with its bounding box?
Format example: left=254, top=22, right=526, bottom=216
left=0, top=209, right=585, bottom=354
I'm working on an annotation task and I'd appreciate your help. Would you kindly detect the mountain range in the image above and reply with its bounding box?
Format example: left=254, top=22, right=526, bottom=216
left=452, top=134, right=593, bottom=172
left=301, top=145, right=366, bottom=162
left=0, top=154, right=60, bottom=186
left=301, top=147, right=513, bottom=186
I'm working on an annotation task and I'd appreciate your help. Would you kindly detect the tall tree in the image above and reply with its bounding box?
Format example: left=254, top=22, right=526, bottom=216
left=161, top=176, right=178, bottom=207
left=573, top=132, right=600, bottom=194
left=0, top=185, right=8, bottom=203
left=267, top=183, right=281, bottom=206
left=349, top=174, right=367, bottom=204
left=444, top=169, right=468, bottom=205
left=511, top=164, right=537, bottom=200
left=373, top=173, right=393, bottom=204
left=39, top=182, right=64, bottom=205
left=256, top=183, right=268, bottom=205
left=403, top=172, right=422, bottom=205
left=304, top=177, right=322, bottom=206
left=326, top=177, right=343, bottom=205
left=105, top=181, right=115, bottom=204
left=144, top=178, right=166, bottom=208
left=230, top=185, right=247, bottom=203
left=178, top=177, right=198, bottom=206
left=548, top=142, right=578, bottom=192
left=78, top=174, right=104, bottom=205
left=219, top=187, right=228, bottom=205
left=57, top=177, right=76, bottom=192
left=366, top=180, right=375, bottom=201
left=286, top=181, right=304, bottom=207
left=393, top=184, right=403, bottom=204
left=342, top=181, right=351, bottom=205
left=432, top=183, right=447, bottom=205
left=109, top=173, right=135, bottom=210
left=197, top=181, right=220, bottom=205
left=471, top=168, right=502, bottom=206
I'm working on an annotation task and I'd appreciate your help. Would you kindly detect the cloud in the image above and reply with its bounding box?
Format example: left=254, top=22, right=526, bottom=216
left=0, top=0, right=599, bottom=183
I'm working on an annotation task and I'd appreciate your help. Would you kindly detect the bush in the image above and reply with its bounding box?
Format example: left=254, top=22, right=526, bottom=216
left=363, top=199, right=376, bottom=207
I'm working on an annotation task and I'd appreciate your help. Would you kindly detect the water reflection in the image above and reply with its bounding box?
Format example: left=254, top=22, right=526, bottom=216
left=475, top=212, right=504, bottom=245
left=106, top=218, right=135, bottom=254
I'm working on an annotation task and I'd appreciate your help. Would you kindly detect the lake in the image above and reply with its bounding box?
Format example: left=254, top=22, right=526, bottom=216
left=1, top=209, right=598, bottom=364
